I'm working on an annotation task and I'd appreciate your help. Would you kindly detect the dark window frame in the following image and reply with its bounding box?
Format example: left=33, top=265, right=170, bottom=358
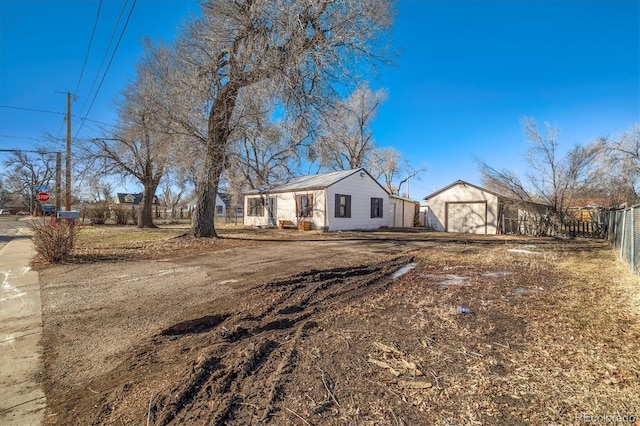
left=247, top=197, right=265, bottom=217
left=296, top=194, right=314, bottom=218
left=371, top=197, right=383, bottom=218
left=335, top=194, right=352, bottom=218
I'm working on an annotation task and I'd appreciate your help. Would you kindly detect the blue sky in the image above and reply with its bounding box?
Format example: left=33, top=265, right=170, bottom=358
left=1, top=0, right=638, bottom=198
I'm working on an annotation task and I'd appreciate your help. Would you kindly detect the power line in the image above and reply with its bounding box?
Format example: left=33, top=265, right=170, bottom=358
left=0, top=104, right=115, bottom=127
left=74, top=0, right=103, bottom=95
left=76, top=0, right=129, bottom=120
left=0, top=105, right=64, bottom=116
left=76, top=0, right=136, bottom=138
left=0, top=134, right=49, bottom=142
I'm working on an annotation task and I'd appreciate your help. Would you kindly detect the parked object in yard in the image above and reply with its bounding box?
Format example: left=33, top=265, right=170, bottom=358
left=457, top=306, right=475, bottom=315
left=0, top=209, right=9, bottom=215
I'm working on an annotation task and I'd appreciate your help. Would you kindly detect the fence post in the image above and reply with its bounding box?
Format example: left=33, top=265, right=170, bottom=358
left=632, top=205, right=636, bottom=273
left=620, top=209, right=626, bottom=259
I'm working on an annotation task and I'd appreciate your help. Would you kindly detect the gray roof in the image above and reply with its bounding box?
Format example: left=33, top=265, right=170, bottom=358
left=115, top=193, right=159, bottom=205
left=245, top=168, right=383, bottom=194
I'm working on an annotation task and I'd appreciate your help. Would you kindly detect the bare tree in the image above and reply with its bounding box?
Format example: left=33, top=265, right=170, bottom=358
left=171, top=0, right=394, bottom=237
left=0, top=178, right=11, bottom=209
left=225, top=89, right=302, bottom=193
left=523, top=117, right=604, bottom=221
left=606, top=124, right=640, bottom=205
left=2, top=149, right=57, bottom=213
left=315, top=82, right=388, bottom=171
left=81, top=43, right=175, bottom=228
left=161, top=182, right=187, bottom=222
left=478, top=117, right=605, bottom=230
left=85, top=178, right=113, bottom=203
left=477, top=161, right=533, bottom=203
left=368, top=146, right=426, bottom=196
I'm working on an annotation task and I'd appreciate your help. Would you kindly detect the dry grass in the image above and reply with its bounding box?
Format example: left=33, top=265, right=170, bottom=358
left=290, top=239, right=640, bottom=425
left=65, top=224, right=257, bottom=262
left=38, top=226, right=640, bottom=424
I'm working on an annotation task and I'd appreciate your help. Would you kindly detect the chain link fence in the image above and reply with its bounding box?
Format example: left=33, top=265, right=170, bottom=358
left=604, top=204, right=639, bottom=274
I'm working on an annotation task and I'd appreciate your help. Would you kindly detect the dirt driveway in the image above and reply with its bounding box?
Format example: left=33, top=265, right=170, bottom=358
left=40, top=237, right=424, bottom=386
left=38, top=230, right=640, bottom=425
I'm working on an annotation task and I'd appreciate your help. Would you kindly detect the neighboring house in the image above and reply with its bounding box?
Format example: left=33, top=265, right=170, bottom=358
left=114, top=193, right=160, bottom=206
left=243, top=168, right=391, bottom=231
left=185, top=193, right=228, bottom=217
left=389, top=195, right=419, bottom=228
left=422, top=180, right=547, bottom=234
left=218, top=192, right=243, bottom=220
left=565, top=198, right=618, bottom=222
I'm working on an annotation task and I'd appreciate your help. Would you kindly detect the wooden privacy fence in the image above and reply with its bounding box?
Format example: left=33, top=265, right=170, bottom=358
left=501, top=217, right=604, bottom=238
left=559, top=220, right=602, bottom=238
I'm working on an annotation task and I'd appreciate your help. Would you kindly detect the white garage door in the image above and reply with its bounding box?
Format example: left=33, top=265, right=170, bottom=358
left=447, top=202, right=487, bottom=234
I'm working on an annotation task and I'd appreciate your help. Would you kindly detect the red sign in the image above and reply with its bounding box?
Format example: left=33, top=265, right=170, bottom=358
left=37, top=192, right=50, bottom=202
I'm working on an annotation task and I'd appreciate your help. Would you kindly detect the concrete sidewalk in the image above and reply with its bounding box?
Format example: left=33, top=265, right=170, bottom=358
left=0, top=228, right=45, bottom=425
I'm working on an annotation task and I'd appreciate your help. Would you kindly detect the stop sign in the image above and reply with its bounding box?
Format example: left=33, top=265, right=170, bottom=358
left=37, top=192, right=50, bottom=202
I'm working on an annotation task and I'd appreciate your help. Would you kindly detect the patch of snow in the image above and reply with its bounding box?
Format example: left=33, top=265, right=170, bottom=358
left=512, top=287, right=544, bottom=294
left=422, top=273, right=471, bottom=290
left=482, top=271, right=513, bottom=278
left=507, top=247, right=542, bottom=255
left=507, top=244, right=544, bottom=255
left=390, top=263, right=417, bottom=279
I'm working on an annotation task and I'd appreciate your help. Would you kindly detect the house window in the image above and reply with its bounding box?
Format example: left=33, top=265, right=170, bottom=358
left=247, top=197, right=264, bottom=216
left=296, top=194, right=313, bottom=217
left=371, top=198, right=383, bottom=218
left=335, top=194, right=351, bottom=218
left=216, top=205, right=224, bottom=214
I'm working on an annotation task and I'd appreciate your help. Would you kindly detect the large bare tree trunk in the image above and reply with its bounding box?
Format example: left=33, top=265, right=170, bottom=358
left=191, top=83, right=240, bottom=238
left=138, top=183, right=158, bottom=228
left=190, top=147, right=220, bottom=237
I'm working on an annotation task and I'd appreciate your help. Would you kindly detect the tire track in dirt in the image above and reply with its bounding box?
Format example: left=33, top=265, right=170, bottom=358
left=124, top=254, right=415, bottom=426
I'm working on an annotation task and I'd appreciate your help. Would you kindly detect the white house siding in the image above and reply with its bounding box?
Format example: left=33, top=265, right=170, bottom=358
left=270, top=190, right=326, bottom=229
left=326, top=172, right=390, bottom=231
left=214, top=194, right=226, bottom=217
left=424, top=182, right=500, bottom=234
left=244, top=195, right=265, bottom=227
left=244, top=190, right=327, bottom=228
left=243, top=168, right=391, bottom=231
left=389, top=196, right=418, bottom=227
left=182, top=194, right=226, bottom=217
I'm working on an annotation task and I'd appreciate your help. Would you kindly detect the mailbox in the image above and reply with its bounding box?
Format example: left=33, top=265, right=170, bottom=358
left=57, top=211, right=80, bottom=219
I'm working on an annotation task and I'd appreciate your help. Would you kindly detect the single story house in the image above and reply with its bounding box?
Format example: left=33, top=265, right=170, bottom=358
left=185, top=193, right=228, bottom=217
left=421, top=180, right=548, bottom=234
left=243, top=168, right=392, bottom=231
left=115, top=193, right=159, bottom=206
left=218, top=192, right=244, bottom=220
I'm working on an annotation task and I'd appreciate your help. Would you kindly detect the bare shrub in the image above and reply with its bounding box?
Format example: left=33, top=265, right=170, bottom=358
left=31, top=219, right=78, bottom=263
left=129, top=206, right=138, bottom=225
left=86, top=202, right=110, bottom=225
left=112, top=205, right=129, bottom=225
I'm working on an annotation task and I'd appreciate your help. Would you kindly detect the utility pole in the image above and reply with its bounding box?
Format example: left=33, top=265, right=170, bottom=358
left=55, top=152, right=62, bottom=212
left=65, top=91, right=72, bottom=211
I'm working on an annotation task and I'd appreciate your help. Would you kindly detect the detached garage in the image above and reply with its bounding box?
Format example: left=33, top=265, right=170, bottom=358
left=422, top=180, right=501, bottom=234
